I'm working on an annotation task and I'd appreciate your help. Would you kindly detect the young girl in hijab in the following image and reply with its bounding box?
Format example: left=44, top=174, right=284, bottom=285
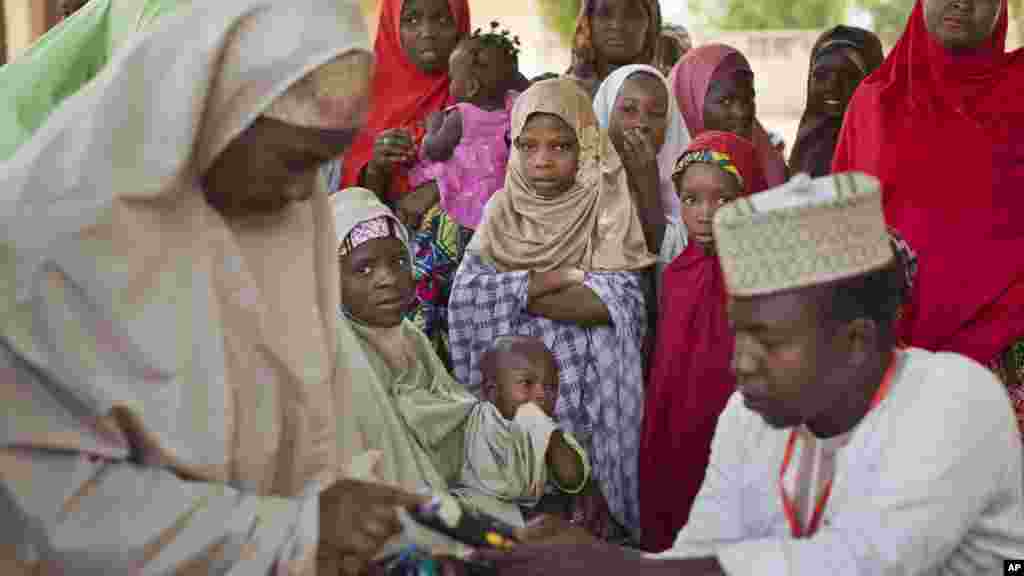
left=788, top=25, right=884, bottom=178
left=333, top=188, right=588, bottom=530
left=340, top=0, right=469, bottom=209
left=639, top=131, right=769, bottom=553
left=404, top=25, right=522, bottom=367
left=449, top=78, right=655, bottom=543
left=567, top=0, right=663, bottom=98
left=833, top=0, right=1024, bottom=437
left=669, top=44, right=788, bottom=189
left=593, top=64, right=691, bottom=280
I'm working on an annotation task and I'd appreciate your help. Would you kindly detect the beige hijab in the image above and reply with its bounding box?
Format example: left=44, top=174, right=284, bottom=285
left=0, top=0, right=370, bottom=499
left=471, top=78, right=655, bottom=273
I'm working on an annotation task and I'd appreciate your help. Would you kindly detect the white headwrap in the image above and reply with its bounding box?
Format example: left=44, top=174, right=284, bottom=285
left=593, top=64, right=691, bottom=217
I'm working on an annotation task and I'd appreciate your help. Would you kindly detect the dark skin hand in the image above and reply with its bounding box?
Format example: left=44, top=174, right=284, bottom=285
left=620, top=126, right=664, bottom=252
left=572, top=480, right=614, bottom=540
left=545, top=431, right=587, bottom=494
left=528, top=285, right=612, bottom=327
left=476, top=515, right=726, bottom=576
left=395, top=180, right=441, bottom=230
left=319, top=478, right=429, bottom=576
left=361, top=127, right=416, bottom=197
left=423, top=108, right=464, bottom=162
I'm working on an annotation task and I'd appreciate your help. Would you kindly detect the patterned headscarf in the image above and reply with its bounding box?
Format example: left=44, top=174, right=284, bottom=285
left=673, top=149, right=745, bottom=191
left=338, top=216, right=401, bottom=257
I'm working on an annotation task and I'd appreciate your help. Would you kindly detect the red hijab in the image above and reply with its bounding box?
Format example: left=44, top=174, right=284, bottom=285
left=340, top=0, right=470, bottom=201
left=668, top=44, right=788, bottom=188
left=639, top=131, right=767, bottom=553
left=833, top=0, right=1024, bottom=363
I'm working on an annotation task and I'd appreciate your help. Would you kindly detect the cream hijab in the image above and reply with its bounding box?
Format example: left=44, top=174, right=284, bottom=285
left=0, top=0, right=370, bottom=497
left=593, top=64, right=691, bottom=219
left=471, top=79, right=656, bottom=273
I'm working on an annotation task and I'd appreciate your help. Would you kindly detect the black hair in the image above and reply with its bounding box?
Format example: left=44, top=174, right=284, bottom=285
left=826, top=254, right=907, bottom=333
left=463, top=22, right=521, bottom=73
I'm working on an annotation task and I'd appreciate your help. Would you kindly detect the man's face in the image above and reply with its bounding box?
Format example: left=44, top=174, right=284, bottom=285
left=923, top=0, right=1002, bottom=51
left=728, top=288, right=842, bottom=430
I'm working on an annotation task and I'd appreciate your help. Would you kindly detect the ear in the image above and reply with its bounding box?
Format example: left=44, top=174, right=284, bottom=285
left=842, top=317, right=878, bottom=367
left=483, top=379, right=498, bottom=403
left=466, top=76, right=483, bottom=100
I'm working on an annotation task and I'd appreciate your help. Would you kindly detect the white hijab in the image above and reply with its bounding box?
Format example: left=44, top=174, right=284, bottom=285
left=1, top=0, right=370, bottom=495
left=593, top=64, right=691, bottom=218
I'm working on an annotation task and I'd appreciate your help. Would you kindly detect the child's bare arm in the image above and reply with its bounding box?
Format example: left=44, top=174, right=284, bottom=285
left=546, top=431, right=587, bottom=494
left=422, top=108, right=463, bottom=162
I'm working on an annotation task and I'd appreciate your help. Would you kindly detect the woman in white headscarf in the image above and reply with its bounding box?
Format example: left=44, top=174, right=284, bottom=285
left=593, top=64, right=691, bottom=281
left=0, top=1, right=425, bottom=574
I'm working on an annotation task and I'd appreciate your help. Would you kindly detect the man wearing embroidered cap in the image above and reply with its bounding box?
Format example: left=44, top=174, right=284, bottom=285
left=482, top=172, right=1024, bottom=575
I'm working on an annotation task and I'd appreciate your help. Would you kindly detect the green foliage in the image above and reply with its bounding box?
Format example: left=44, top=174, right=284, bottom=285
left=535, top=0, right=582, bottom=46
left=857, top=0, right=915, bottom=45
left=688, top=0, right=849, bottom=30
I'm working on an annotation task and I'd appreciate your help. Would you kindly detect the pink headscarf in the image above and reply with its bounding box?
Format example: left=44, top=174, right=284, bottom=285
left=668, top=44, right=787, bottom=187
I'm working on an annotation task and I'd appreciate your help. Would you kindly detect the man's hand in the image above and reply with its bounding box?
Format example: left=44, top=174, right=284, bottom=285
left=319, top=478, right=429, bottom=575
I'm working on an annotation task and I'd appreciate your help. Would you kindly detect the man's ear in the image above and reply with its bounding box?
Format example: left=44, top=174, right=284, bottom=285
left=843, top=317, right=878, bottom=367
left=466, top=76, right=483, bottom=100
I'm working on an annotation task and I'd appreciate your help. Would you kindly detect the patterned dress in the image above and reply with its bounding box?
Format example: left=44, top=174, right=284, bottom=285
left=448, top=253, right=648, bottom=541
left=990, top=340, right=1024, bottom=439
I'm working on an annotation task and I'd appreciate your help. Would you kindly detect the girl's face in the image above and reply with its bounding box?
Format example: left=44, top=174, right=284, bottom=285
left=340, top=236, right=415, bottom=328
left=609, top=72, right=669, bottom=157
left=675, top=162, right=742, bottom=249
left=808, top=49, right=865, bottom=119
left=923, top=0, right=1001, bottom=51
left=703, top=70, right=756, bottom=141
left=590, top=0, right=650, bottom=67
left=516, top=113, right=580, bottom=199
left=399, top=0, right=460, bottom=75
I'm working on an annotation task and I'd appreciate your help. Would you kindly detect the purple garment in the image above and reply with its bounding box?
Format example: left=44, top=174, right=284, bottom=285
left=409, top=99, right=515, bottom=229
left=448, top=253, right=648, bottom=540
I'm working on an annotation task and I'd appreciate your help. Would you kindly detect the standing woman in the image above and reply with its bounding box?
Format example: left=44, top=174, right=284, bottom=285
left=340, top=0, right=469, bottom=209
left=0, top=1, right=429, bottom=574
left=449, top=79, right=655, bottom=542
left=567, top=0, right=663, bottom=99
left=833, top=0, right=1024, bottom=436
left=669, top=44, right=788, bottom=188
left=788, top=25, right=884, bottom=178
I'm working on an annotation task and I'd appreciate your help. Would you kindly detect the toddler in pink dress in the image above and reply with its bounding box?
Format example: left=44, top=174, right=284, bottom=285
left=410, top=25, right=521, bottom=230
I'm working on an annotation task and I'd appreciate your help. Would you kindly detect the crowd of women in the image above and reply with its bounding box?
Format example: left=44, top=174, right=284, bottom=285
left=0, top=0, right=1021, bottom=573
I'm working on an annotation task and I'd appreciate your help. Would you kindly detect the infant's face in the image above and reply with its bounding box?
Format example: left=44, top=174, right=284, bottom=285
left=491, top=349, right=559, bottom=420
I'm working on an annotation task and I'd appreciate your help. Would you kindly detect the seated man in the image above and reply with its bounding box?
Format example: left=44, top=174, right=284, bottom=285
left=484, top=172, right=1024, bottom=575
left=455, top=336, right=590, bottom=525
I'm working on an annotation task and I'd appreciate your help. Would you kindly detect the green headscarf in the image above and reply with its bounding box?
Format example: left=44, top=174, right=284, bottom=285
left=0, top=0, right=189, bottom=160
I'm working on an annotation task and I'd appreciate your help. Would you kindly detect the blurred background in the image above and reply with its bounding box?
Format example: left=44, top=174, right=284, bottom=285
left=4, top=0, right=1022, bottom=149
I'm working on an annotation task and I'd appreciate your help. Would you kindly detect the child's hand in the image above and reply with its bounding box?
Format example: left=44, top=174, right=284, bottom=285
left=619, top=127, right=659, bottom=179
left=370, top=128, right=415, bottom=175
left=425, top=110, right=446, bottom=134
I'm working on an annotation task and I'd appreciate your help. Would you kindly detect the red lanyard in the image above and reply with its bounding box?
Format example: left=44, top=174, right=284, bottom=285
left=778, top=350, right=901, bottom=538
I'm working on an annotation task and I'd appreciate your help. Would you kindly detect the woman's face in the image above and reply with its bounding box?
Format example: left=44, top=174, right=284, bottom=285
left=808, top=49, right=866, bottom=119
left=703, top=70, right=756, bottom=141
left=590, top=0, right=651, bottom=67
left=609, top=72, right=669, bottom=156
left=340, top=236, right=415, bottom=328
left=516, top=113, right=580, bottom=199
left=923, top=0, right=1001, bottom=51
left=675, top=162, right=742, bottom=249
left=399, top=0, right=460, bottom=75
left=205, top=117, right=362, bottom=215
